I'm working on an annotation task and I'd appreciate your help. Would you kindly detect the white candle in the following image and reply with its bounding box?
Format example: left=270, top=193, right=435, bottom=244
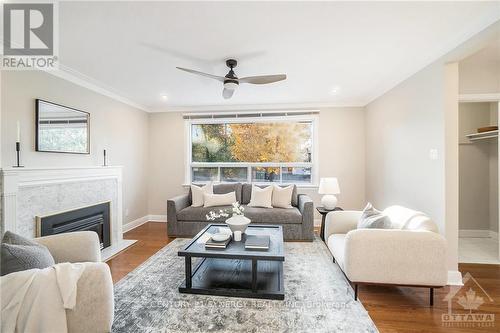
left=16, top=121, right=20, bottom=142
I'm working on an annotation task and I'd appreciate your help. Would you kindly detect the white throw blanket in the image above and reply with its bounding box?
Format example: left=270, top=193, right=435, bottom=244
left=1, top=263, right=85, bottom=333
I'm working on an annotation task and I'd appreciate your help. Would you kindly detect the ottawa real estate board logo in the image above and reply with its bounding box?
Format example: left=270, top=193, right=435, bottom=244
left=442, top=272, right=495, bottom=329
left=2, top=2, right=58, bottom=69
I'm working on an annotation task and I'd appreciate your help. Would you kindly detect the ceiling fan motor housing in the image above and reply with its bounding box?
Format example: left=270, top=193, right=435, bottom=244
left=226, top=59, right=237, bottom=68
left=224, top=59, right=239, bottom=89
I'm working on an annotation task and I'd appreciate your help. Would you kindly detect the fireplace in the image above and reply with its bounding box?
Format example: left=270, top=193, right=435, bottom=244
left=36, top=202, right=111, bottom=250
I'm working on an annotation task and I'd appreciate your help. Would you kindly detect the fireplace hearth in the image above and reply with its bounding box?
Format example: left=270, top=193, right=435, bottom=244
left=36, top=202, right=111, bottom=249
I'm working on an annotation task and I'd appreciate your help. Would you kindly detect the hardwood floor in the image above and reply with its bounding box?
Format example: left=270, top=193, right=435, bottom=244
left=107, top=222, right=500, bottom=332
left=107, top=222, right=175, bottom=283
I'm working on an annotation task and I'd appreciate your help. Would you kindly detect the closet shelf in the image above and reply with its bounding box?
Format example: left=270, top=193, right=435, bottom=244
left=466, top=130, right=499, bottom=142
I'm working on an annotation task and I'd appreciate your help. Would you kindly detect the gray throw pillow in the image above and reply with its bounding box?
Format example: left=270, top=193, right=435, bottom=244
left=357, top=203, right=392, bottom=229
left=1, top=231, right=55, bottom=276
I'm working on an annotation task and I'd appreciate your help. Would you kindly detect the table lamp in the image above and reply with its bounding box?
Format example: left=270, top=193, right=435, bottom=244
left=318, top=177, right=340, bottom=210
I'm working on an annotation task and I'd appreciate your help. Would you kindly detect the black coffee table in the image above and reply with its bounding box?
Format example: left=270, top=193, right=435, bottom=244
left=178, top=224, right=285, bottom=300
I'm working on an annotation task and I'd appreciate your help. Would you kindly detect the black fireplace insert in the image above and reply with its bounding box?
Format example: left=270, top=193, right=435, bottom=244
left=37, top=202, right=111, bottom=249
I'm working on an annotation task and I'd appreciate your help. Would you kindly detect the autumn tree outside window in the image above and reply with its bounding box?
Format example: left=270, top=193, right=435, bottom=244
left=188, top=116, right=317, bottom=185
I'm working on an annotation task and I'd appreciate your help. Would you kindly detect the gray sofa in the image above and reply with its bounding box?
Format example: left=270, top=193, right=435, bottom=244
left=167, top=183, right=314, bottom=241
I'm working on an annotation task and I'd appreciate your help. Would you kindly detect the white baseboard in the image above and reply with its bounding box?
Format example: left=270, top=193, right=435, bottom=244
left=459, top=229, right=498, bottom=239
left=122, top=214, right=168, bottom=233
left=123, top=216, right=149, bottom=233
left=448, top=270, right=463, bottom=286
left=148, top=214, right=168, bottom=222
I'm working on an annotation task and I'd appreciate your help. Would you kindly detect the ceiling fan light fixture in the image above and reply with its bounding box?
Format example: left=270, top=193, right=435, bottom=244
left=223, top=81, right=238, bottom=91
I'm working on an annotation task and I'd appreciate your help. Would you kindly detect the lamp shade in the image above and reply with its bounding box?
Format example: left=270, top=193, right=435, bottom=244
left=318, top=177, right=340, bottom=195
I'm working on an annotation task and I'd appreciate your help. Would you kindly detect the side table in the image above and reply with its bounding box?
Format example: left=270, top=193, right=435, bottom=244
left=316, top=206, right=344, bottom=241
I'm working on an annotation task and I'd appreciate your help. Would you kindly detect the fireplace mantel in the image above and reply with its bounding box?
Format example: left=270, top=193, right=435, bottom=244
left=0, top=166, right=133, bottom=260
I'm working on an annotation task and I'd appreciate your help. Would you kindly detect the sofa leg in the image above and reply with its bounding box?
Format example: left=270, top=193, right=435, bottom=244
left=354, top=284, right=358, bottom=301
left=430, top=288, right=434, bottom=306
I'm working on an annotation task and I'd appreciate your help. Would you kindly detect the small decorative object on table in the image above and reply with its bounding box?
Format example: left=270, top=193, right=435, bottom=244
left=206, top=202, right=251, bottom=241
left=205, top=233, right=231, bottom=249
left=103, top=149, right=107, bottom=166
left=245, top=235, right=270, bottom=250
left=13, top=121, right=24, bottom=168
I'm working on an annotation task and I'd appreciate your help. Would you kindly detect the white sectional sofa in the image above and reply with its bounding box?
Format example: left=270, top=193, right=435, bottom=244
left=324, top=205, right=448, bottom=305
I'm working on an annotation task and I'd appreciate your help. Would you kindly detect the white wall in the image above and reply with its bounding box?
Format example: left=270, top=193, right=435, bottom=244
left=1, top=71, right=150, bottom=224
left=365, top=61, right=446, bottom=231
left=459, top=41, right=500, bottom=94
left=147, top=107, right=366, bottom=219
left=364, top=60, right=462, bottom=272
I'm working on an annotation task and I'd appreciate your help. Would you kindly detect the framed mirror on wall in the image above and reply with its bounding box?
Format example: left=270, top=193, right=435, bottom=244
left=35, top=99, right=90, bottom=154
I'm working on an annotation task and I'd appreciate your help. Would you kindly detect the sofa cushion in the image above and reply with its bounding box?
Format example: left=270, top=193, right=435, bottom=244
left=248, top=185, right=273, bottom=208
left=242, top=206, right=302, bottom=224
left=191, top=183, right=213, bottom=207
left=272, top=185, right=294, bottom=209
left=1, top=231, right=55, bottom=276
left=327, top=234, right=346, bottom=270
left=203, top=192, right=237, bottom=208
left=357, top=203, right=392, bottom=229
left=189, top=183, right=242, bottom=204
left=383, top=205, right=425, bottom=229
left=177, top=205, right=233, bottom=222
left=402, top=215, right=439, bottom=233
left=177, top=205, right=303, bottom=224
left=242, top=184, right=298, bottom=206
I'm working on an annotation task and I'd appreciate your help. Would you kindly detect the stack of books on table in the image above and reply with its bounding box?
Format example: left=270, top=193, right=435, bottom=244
left=245, top=235, right=270, bottom=250
left=205, top=237, right=231, bottom=249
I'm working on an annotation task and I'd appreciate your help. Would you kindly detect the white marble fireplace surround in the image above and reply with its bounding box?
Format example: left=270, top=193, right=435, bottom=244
left=0, top=166, right=136, bottom=261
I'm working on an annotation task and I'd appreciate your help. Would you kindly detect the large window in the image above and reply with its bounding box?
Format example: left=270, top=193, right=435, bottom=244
left=187, top=115, right=317, bottom=185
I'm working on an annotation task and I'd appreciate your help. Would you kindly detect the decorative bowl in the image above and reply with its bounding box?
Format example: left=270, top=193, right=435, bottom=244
left=212, top=232, right=231, bottom=242
left=225, top=215, right=251, bottom=234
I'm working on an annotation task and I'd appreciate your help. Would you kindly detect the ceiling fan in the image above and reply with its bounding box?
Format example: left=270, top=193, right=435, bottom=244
left=176, top=59, right=286, bottom=99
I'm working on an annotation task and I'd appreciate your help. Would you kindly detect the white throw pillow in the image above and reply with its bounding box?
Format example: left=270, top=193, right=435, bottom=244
left=248, top=185, right=273, bottom=208
left=272, top=185, right=293, bottom=209
left=357, top=203, right=392, bottom=229
left=191, top=183, right=213, bottom=207
left=203, top=192, right=237, bottom=208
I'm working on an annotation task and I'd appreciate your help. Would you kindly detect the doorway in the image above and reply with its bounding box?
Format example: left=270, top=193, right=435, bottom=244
left=458, top=101, right=499, bottom=264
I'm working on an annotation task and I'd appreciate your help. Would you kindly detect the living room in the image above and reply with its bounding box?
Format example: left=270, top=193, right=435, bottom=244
left=1, top=1, right=500, bottom=332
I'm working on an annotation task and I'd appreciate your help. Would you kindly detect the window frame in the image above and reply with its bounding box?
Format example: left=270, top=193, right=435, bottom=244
left=185, top=114, right=319, bottom=186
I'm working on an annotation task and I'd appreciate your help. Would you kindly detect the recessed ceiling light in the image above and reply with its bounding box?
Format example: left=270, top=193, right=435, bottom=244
left=161, top=94, right=168, bottom=101
left=331, top=86, right=341, bottom=95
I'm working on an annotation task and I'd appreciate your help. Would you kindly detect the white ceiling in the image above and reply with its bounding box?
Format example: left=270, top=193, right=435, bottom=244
left=58, top=1, right=500, bottom=112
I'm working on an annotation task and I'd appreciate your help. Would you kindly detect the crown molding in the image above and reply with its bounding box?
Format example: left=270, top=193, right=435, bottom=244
left=45, top=64, right=151, bottom=112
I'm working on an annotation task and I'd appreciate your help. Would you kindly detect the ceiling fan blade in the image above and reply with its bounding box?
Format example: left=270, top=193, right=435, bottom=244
left=238, top=74, right=287, bottom=84
left=222, top=88, right=234, bottom=99
left=176, top=67, right=225, bottom=82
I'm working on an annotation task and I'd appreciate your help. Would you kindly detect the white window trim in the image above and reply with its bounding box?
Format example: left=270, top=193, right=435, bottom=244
left=184, top=114, right=319, bottom=187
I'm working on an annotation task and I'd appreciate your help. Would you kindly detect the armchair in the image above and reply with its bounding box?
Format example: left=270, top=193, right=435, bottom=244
left=34, top=231, right=114, bottom=333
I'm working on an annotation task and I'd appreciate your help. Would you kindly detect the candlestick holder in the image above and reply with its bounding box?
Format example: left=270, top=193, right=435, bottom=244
left=13, top=142, right=24, bottom=168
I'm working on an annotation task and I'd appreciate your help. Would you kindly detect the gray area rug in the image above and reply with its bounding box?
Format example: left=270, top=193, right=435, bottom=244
left=113, top=238, right=378, bottom=333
